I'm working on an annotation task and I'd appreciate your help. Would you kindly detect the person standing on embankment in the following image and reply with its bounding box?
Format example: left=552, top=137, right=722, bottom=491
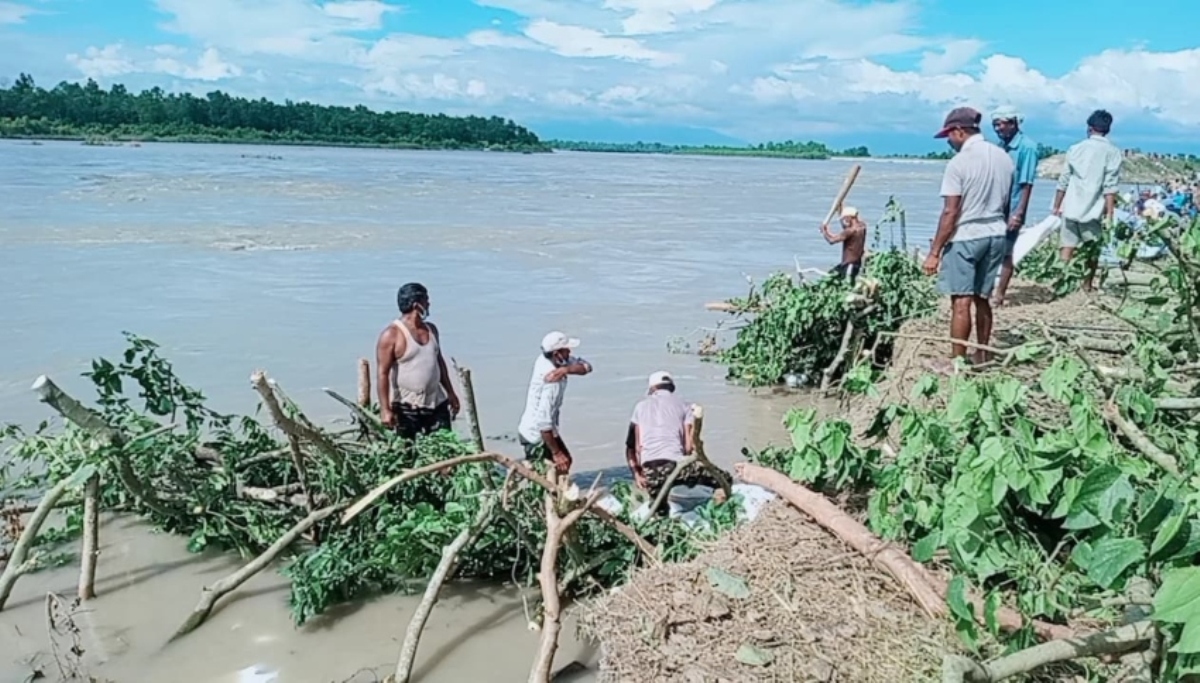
left=989, top=105, right=1039, bottom=307
left=922, top=107, right=1014, bottom=369
left=820, top=206, right=867, bottom=283
left=1051, top=109, right=1122, bottom=291
left=376, top=282, right=460, bottom=439
left=517, top=331, right=593, bottom=475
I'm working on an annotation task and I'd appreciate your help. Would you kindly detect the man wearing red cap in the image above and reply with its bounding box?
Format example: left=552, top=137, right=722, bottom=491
left=923, top=107, right=1015, bottom=368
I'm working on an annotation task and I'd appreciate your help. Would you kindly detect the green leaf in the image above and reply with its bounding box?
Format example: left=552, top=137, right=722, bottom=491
left=947, top=576, right=975, bottom=622
left=1071, top=466, right=1122, bottom=518
left=63, top=463, right=99, bottom=490
left=946, top=383, right=981, bottom=425
left=912, top=533, right=940, bottom=562
left=1151, top=511, right=1188, bottom=559
left=1083, top=538, right=1145, bottom=590
left=735, top=643, right=774, bottom=666
left=984, top=592, right=1002, bottom=636
left=1174, top=621, right=1200, bottom=655
left=1096, top=475, right=1136, bottom=528
left=1154, top=566, right=1200, bottom=623
left=706, top=566, right=751, bottom=599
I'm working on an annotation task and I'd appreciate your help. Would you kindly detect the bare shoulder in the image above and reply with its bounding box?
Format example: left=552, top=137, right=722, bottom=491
left=427, top=322, right=441, bottom=339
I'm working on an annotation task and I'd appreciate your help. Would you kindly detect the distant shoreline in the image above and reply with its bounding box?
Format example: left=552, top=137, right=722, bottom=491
left=1, top=133, right=551, bottom=153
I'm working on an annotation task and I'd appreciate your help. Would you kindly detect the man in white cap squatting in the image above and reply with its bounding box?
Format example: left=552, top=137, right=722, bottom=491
left=989, top=105, right=1040, bottom=307
left=625, top=371, right=731, bottom=515
left=820, top=205, right=867, bottom=283
left=517, top=331, right=593, bottom=475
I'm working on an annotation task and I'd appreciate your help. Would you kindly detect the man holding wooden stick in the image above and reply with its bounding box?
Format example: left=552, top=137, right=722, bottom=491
left=820, top=206, right=867, bottom=283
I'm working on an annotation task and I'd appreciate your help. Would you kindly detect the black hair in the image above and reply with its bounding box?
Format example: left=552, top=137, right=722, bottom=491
left=1087, top=109, right=1113, bottom=135
left=652, top=381, right=676, bottom=393
left=396, top=282, right=429, bottom=314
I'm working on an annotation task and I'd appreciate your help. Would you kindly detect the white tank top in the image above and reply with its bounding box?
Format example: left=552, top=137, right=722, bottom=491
left=389, top=320, right=446, bottom=409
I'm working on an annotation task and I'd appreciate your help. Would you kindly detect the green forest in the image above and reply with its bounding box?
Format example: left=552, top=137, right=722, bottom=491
left=0, top=73, right=548, bottom=151
left=549, top=139, right=868, bottom=159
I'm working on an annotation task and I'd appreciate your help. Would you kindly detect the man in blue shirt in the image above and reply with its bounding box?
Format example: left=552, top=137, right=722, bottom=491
left=989, top=105, right=1039, bottom=306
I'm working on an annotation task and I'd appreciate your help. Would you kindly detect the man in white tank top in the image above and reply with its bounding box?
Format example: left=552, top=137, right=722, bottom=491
left=375, top=283, right=460, bottom=440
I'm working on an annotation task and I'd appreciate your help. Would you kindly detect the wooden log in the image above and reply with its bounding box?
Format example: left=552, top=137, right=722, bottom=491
left=942, top=621, right=1153, bottom=682
left=77, top=474, right=100, bottom=600
left=453, top=362, right=486, bottom=453
left=250, top=370, right=344, bottom=467
left=357, top=358, right=371, bottom=408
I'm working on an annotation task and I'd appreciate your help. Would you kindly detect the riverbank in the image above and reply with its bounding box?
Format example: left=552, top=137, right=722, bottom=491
left=1038, top=150, right=1198, bottom=184
left=2, top=132, right=549, bottom=153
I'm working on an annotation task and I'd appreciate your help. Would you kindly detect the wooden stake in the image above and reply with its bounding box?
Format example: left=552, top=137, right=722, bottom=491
left=357, top=358, right=371, bottom=408
left=0, top=475, right=74, bottom=610
left=453, top=361, right=486, bottom=453
left=77, top=474, right=100, bottom=600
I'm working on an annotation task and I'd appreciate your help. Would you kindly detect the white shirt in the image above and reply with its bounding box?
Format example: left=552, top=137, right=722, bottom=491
left=939, top=134, right=1014, bottom=242
left=517, top=354, right=589, bottom=443
left=1058, top=134, right=1123, bottom=223
left=631, top=390, right=695, bottom=464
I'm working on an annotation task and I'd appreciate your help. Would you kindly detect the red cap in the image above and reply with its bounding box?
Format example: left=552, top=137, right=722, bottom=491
left=934, top=107, right=982, bottom=138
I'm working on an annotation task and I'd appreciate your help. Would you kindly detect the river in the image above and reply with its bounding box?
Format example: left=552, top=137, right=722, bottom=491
left=0, top=140, right=1056, bottom=682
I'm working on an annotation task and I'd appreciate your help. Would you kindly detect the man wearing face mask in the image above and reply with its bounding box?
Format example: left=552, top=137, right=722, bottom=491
left=375, top=282, right=460, bottom=440
left=923, top=107, right=1014, bottom=370
left=517, top=331, right=593, bottom=475
left=989, top=105, right=1039, bottom=307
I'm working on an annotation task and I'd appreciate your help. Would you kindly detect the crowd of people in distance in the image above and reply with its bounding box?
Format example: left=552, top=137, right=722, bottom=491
left=373, top=282, right=730, bottom=515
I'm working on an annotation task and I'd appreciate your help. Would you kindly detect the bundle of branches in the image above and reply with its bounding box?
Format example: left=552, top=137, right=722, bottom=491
left=714, top=247, right=935, bottom=389
left=0, top=333, right=733, bottom=678
left=745, top=214, right=1200, bottom=681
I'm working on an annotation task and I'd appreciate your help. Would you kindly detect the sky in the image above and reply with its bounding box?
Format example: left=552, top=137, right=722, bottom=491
left=1, top=0, right=1198, bottom=154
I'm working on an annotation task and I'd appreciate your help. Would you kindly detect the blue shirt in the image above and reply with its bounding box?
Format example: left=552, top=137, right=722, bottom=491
left=1000, top=132, right=1039, bottom=217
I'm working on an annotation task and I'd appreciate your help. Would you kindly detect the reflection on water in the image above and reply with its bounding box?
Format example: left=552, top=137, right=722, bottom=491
left=0, top=140, right=1058, bottom=681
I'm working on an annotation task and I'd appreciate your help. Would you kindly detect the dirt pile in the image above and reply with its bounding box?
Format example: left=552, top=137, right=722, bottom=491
left=577, top=501, right=957, bottom=682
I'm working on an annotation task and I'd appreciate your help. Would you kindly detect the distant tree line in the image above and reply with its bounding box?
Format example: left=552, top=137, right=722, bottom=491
left=548, top=139, right=866, bottom=160
left=0, top=74, right=548, bottom=151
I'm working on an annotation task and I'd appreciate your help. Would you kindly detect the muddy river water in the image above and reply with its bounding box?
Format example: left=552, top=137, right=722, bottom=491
left=0, top=140, right=1054, bottom=681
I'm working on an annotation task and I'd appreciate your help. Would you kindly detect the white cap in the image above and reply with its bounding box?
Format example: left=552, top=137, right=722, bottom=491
left=540, top=331, right=580, bottom=354
left=648, top=370, right=673, bottom=387
left=840, top=206, right=859, bottom=218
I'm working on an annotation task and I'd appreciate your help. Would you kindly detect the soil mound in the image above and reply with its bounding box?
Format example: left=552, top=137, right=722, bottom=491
left=577, top=501, right=957, bottom=682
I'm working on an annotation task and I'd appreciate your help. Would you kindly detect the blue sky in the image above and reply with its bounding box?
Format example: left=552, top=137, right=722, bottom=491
left=1, top=0, right=1198, bottom=154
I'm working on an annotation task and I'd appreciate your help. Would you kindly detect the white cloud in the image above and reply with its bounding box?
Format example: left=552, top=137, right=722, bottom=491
left=0, top=1, right=33, bottom=25
left=918, top=38, right=984, bottom=75
left=67, top=43, right=242, bottom=82
left=523, top=20, right=678, bottom=64
left=602, top=0, right=720, bottom=34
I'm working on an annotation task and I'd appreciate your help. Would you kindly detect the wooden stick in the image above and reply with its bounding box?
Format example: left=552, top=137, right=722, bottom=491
left=77, top=474, right=100, bottom=600
left=322, top=388, right=388, bottom=436
left=357, top=358, right=371, bottom=408
left=821, top=320, right=856, bottom=390
left=1102, top=402, right=1181, bottom=476
left=453, top=361, right=486, bottom=453
left=341, top=451, right=659, bottom=565
left=820, top=163, right=862, bottom=228
left=393, top=493, right=498, bottom=683
left=648, top=405, right=730, bottom=515
left=529, top=491, right=601, bottom=683
left=942, top=621, right=1153, bottom=682
left=31, top=375, right=173, bottom=518
left=0, top=475, right=74, bottom=610
left=172, top=503, right=347, bottom=639
left=735, top=463, right=1073, bottom=641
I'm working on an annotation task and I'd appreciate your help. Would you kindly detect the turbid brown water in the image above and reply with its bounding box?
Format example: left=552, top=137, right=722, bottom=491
left=0, top=140, right=1059, bottom=682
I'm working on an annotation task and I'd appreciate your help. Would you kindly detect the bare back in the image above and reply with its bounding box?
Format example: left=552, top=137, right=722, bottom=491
left=842, top=223, right=866, bottom=265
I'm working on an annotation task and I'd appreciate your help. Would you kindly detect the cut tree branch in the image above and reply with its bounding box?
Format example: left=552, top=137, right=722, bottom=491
left=648, top=405, right=731, bottom=515
left=392, top=492, right=499, bottom=683
left=941, top=620, right=1153, bottom=682
left=821, top=320, right=857, bottom=390
left=250, top=370, right=344, bottom=467
left=0, top=474, right=74, bottom=611
left=172, top=503, right=347, bottom=639
left=341, top=452, right=659, bottom=566
left=453, top=361, right=486, bottom=453
left=31, top=375, right=174, bottom=518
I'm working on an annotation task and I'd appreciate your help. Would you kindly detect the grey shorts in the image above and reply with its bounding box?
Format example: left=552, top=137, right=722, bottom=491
left=1062, top=219, right=1102, bottom=248
left=938, top=235, right=1007, bottom=298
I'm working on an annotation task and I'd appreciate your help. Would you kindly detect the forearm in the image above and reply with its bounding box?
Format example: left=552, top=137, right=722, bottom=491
left=539, top=428, right=560, bottom=452
left=1052, top=189, right=1065, bottom=212
left=1015, top=185, right=1033, bottom=218
left=626, top=448, right=641, bottom=474
left=930, top=213, right=957, bottom=253
left=377, top=368, right=391, bottom=408
left=566, top=360, right=592, bottom=376
left=1104, top=193, right=1117, bottom=220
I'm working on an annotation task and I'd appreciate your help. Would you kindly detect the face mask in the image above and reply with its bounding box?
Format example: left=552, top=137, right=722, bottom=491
left=418, top=304, right=430, bottom=321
